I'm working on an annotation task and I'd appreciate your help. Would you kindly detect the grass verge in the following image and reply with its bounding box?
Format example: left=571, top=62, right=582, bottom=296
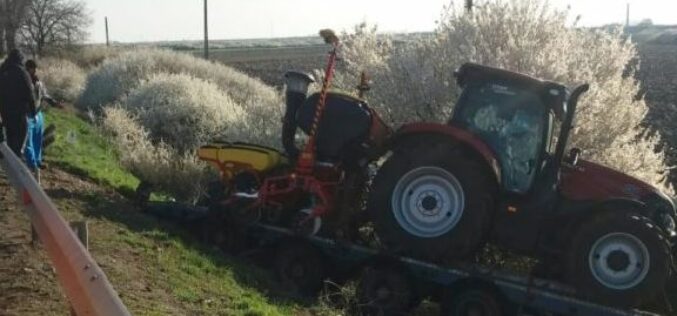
left=44, top=107, right=139, bottom=195
left=40, top=107, right=301, bottom=315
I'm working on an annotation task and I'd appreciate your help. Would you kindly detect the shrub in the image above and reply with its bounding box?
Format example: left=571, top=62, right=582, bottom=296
left=84, top=49, right=289, bottom=201
left=101, top=106, right=209, bottom=202
left=39, top=58, right=86, bottom=102
left=68, top=45, right=125, bottom=69
left=333, top=1, right=672, bottom=190
left=77, top=48, right=283, bottom=147
left=124, top=73, right=248, bottom=153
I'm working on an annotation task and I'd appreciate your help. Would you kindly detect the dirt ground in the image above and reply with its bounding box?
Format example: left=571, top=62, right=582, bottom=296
left=0, top=169, right=68, bottom=315
left=0, top=167, right=184, bottom=316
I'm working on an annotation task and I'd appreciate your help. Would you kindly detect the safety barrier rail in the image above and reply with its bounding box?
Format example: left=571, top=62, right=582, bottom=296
left=0, top=141, right=131, bottom=316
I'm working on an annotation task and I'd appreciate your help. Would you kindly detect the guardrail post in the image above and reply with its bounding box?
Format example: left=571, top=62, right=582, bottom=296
left=70, top=221, right=89, bottom=249
left=31, top=224, right=39, bottom=247
left=69, top=221, right=88, bottom=316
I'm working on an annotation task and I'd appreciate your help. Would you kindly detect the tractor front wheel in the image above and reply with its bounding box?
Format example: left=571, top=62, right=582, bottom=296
left=368, top=138, right=495, bottom=262
left=566, top=212, right=672, bottom=308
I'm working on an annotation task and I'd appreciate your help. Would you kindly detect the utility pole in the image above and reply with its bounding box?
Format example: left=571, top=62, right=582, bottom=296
left=465, top=0, right=473, bottom=12
left=625, top=3, right=630, bottom=28
left=203, top=0, right=209, bottom=60
left=105, top=17, right=110, bottom=47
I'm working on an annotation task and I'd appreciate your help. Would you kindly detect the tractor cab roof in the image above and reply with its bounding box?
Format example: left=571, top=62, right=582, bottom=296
left=454, top=63, right=568, bottom=119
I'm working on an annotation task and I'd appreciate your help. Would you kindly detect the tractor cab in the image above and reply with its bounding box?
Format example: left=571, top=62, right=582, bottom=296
left=449, top=63, right=569, bottom=194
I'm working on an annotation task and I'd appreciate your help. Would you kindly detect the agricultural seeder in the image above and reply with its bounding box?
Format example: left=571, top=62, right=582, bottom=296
left=143, top=29, right=677, bottom=314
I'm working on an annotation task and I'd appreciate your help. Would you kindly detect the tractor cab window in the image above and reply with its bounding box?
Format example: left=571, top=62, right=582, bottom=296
left=451, top=82, right=547, bottom=193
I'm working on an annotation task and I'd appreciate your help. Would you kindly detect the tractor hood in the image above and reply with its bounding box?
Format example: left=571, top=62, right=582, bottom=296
left=560, top=159, right=676, bottom=219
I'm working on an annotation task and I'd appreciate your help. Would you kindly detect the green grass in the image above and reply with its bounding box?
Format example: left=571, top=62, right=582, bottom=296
left=41, top=107, right=303, bottom=315
left=44, top=108, right=139, bottom=195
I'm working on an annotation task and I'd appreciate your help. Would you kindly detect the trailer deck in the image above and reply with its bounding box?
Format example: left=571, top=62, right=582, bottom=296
left=245, top=223, right=662, bottom=316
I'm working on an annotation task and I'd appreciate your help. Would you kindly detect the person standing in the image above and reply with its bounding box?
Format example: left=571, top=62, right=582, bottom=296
left=0, top=49, right=36, bottom=157
left=24, top=59, right=60, bottom=182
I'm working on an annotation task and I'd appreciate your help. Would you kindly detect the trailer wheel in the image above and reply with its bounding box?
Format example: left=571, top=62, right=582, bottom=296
left=213, top=226, right=246, bottom=254
left=275, top=242, right=325, bottom=297
left=356, top=266, right=418, bottom=315
left=201, top=209, right=246, bottom=254
left=440, top=287, right=503, bottom=316
left=197, top=180, right=227, bottom=207
left=227, top=202, right=262, bottom=226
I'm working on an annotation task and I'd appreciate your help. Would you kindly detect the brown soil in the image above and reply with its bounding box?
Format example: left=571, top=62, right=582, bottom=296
left=0, top=167, right=184, bottom=316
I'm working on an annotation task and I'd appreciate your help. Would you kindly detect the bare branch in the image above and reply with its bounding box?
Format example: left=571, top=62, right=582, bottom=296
left=19, top=0, right=91, bottom=55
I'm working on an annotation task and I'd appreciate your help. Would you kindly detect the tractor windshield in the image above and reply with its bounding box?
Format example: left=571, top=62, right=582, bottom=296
left=452, top=82, right=547, bottom=193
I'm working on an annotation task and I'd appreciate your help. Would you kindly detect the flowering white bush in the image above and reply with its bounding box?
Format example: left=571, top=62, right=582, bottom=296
left=77, top=49, right=288, bottom=201
left=65, top=45, right=125, bottom=69
left=124, top=73, right=248, bottom=153
left=39, top=58, right=86, bottom=102
left=77, top=48, right=283, bottom=147
left=101, top=106, right=210, bottom=202
left=333, top=1, right=671, bottom=190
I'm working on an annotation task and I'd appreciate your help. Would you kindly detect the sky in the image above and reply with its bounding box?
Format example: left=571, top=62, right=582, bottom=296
left=84, top=0, right=677, bottom=44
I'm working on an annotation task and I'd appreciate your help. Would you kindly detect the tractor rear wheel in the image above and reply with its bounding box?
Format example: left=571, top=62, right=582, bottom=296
left=368, top=138, right=495, bottom=262
left=566, top=212, right=672, bottom=308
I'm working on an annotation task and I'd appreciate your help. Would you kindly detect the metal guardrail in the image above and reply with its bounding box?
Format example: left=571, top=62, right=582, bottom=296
left=0, top=141, right=131, bottom=316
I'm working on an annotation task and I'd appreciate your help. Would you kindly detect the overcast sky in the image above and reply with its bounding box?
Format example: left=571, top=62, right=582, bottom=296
left=84, top=0, right=677, bottom=44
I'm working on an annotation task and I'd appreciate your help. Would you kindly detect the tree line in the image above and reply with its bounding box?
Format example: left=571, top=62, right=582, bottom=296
left=0, top=0, right=91, bottom=57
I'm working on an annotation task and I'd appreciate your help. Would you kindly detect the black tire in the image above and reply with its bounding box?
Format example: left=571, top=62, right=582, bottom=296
left=197, top=180, right=227, bottom=207
left=566, top=212, right=672, bottom=308
left=368, top=138, right=495, bottom=262
left=440, top=286, right=504, bottom=316
left=134, top=181, right=153, bottom=208
left=202, top=220, right=246, bottom=254
left=275, top=242, right=326, bottom=297
left=355, top=266, right=418, bottom=316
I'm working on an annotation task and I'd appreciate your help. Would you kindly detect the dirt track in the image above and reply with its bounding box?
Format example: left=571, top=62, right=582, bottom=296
left=0, top=169, right=69, bottom=315
left=0, top=168, right=185, bottom=316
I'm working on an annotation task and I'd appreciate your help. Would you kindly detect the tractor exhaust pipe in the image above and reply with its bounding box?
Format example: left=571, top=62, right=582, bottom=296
left=282, top=71, right=315, bottom=159
left=554, top=83, right=590, bottom=166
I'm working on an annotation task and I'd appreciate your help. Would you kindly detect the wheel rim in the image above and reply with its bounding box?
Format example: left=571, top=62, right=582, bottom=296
left=588, top=232, right=651, bottom=290
left=391, top=167, right=465, bottom=238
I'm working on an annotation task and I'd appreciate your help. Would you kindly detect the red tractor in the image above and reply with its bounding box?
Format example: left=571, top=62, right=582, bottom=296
left=367, top=63, right=676, bottom=307
left=198, top=31, right=675, bottom=307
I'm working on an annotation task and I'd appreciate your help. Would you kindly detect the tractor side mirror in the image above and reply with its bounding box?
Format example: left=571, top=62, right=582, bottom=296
left=564, top=148, right=582, bottom=167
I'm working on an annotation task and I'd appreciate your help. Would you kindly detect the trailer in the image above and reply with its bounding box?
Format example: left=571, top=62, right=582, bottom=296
left=237, top=222, right=662, bottom=316
left=141, top=199, right=668, bottom=316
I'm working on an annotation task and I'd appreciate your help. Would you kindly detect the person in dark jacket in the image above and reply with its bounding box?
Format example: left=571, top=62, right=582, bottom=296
left=24, top=59, right=60, bottom=182
left=0, top=49, right=36, bottom=157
